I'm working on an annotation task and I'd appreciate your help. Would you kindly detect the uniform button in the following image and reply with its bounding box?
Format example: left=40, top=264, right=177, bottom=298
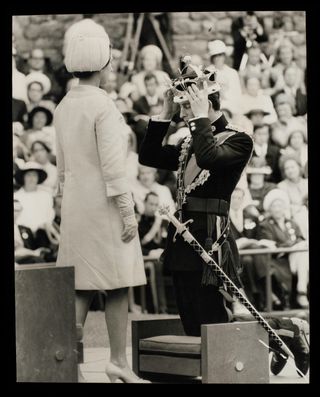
left=191, top=126, right=196, bottom=131
left=190, top=123, right=195, bottom=127
left=212, top=126, right=216, bottom=132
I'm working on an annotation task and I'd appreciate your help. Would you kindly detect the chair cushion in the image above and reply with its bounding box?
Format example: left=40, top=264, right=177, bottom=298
left=139, top=335, right=201, bottom=357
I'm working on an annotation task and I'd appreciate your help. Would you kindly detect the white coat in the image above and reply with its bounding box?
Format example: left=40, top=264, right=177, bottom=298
left=54, top=84, right=146, bottom=290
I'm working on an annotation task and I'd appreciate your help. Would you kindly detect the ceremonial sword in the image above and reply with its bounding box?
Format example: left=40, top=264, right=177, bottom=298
left=159, top=205, right=294, bottom=360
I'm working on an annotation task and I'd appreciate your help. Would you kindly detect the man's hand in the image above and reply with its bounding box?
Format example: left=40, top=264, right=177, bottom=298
left=159, top=85, right=180, bottom=120
left=185, top=81, right=210, bottom=118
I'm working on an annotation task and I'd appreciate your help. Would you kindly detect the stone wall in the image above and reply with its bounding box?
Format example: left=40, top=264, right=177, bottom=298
left=13, top=11, right=306, bottom=69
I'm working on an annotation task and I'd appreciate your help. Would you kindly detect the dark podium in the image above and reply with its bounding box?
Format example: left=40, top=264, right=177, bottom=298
left=15, top=264, right=78, bottom=382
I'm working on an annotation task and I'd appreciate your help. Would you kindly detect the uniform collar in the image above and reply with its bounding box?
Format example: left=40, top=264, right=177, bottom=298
left=210, top=113, right=228, bottom=134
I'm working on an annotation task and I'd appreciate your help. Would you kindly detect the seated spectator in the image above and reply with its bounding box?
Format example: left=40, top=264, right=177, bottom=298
left=20, top=48, right=62, bottom=101
left=241, top=76, right=277, bottom=124
left=207, top=40, right=242, bottom=111
left=247, top=166, right=277, bottom=213
left=138, top=192, right=167, bottom=313
left=231, top=11, right=268, bottom=71
left=133, top=73, right=164, bottom=117
left=271, top=101, right=307, bottom=148
left=12, top=50, right=28, bottom=103
left=14, top=198, right=50, bottom=264
left=101, top=70, right=118, bottom=101
left=257, top=189, right=309, bottom=308
left=25, top=72, right=56, bottom=113
left=239, top=45, right=267, bottom=84
left=132, top=165, right=176, bottom=215
left=21, top=106, right=56, bottom=158
left=12, top=97, right=28, bottom=127
left=281, top=65, right=307, bottom=116
left=278, top=155, right=308, bottom=238
left=280, top=129, right=308, bottom=170
left=261, top=41, right=303, bottom=96
left=250, top=124, right=282, bottom=183
left=30, top=140, right=57, bottom=195
left=14, top=162, right=58, bottom=246
left=131, top=44, right=170, bottom=97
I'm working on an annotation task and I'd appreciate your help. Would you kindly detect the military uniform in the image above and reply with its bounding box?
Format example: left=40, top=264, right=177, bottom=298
left=139, top=113, right=253, bottom=335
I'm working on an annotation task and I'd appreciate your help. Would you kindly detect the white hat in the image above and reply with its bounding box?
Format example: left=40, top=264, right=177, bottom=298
left=25, top=72, right=52, bottom=95
left=263, top=189, right=290, bottom=213
left=64, top=21, right=111, bottom=72
left=208, top=40, right=227, bottom=56
left=140, top=45, right=163, bottom=63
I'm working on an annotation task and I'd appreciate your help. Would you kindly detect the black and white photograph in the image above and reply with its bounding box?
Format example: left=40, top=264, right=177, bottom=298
left=11, top=8, right=311, bottom=383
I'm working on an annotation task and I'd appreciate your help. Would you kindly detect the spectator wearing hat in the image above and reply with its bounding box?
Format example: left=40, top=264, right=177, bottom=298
left=244, top=108, right=270, bottom=128
left=26, top=72, right=56, bottom=114
left=30, top=140, right=57, bottom=195
left=241, top=76, right=277, bottom=124
left=207, top=39, right=242, bottom=111
left=250, top=124, right=282, bottom=183
left=277, top=155, right=308, bottom=239
left=131, top=44, right=170, bottom=97
left=247, top=165, right=277, bottom=213
left=21, top=106, right=56, bottom=158
left=55, top=21, right=148, bottom=383
left=231, top=11, right=268, bottom=71
left=14, top=198, right=51, bottom=264
left=271, top=101, right=307, bottom=148
left=257, top=188, right=308, bottom=308
left=14, top=162, right=58, bottom=246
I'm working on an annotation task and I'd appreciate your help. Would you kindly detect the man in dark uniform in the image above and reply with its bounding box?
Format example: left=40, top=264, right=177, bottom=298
left=139, top=62, right=309, bottom=377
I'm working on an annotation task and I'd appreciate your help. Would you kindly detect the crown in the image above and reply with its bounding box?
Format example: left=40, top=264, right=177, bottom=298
left=170, top=56, right=221, bottom=105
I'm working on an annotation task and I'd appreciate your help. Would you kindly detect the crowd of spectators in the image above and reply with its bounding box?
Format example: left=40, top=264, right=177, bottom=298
left=13, top=12, right=308, bottom=313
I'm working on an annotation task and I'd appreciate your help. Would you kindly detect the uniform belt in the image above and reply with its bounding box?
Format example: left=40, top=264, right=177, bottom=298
left=184, top=197, right=229, bottom=216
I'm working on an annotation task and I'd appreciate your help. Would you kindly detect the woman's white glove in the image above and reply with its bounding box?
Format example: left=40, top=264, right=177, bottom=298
left=113, top=192, right=138, bottom=243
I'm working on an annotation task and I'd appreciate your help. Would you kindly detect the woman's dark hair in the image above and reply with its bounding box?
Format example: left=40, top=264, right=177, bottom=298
left=144, top=73, right=158, bottom=84
left=208, top=91, right=220, bottom=111
left=144, top=191, right=159, bottom=202
left=27, top=81, right=44, bottom=91
left=73, top=71, right=96, bottom=79
left=31, top=140, right=51, bottom=154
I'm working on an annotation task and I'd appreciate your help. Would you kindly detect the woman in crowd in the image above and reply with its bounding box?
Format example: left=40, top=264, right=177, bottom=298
left=53, top=21, right=148, bottom=383
left=280, top=129, right=308, bottom=170
left=25, top=72, right=56, bottom=113
left=14, top=162, right=58, bottom=245
left=30, top=140, right=57, bottom=195
left=20, top=106, right=57, bottom=158
left=131, top=44, right=170, bottom=97
left=277, top=155, right=308, bottom=239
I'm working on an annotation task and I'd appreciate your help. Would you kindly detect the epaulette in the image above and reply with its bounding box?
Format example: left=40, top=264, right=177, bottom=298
left=225, top=123, right=245, bottom=133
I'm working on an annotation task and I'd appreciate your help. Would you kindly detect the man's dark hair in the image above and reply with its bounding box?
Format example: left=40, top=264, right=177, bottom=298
left=31, top=140, right=51, bottom=154
left=208, top=91, right=220, bottom=111
left=144, top=73, right=158, bottom=84
left=144, top=192, right=159, bottom=202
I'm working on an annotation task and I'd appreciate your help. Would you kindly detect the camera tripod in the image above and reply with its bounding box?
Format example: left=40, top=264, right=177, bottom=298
left=119, top=13, right=176, bottom=76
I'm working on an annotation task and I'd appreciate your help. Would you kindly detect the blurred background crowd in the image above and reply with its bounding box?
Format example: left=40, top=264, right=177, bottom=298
left=12, top=11, right=308, bottom=314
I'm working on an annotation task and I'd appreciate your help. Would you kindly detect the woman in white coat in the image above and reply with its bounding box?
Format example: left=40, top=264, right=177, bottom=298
left=54, top=22, right=148, bottom=383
